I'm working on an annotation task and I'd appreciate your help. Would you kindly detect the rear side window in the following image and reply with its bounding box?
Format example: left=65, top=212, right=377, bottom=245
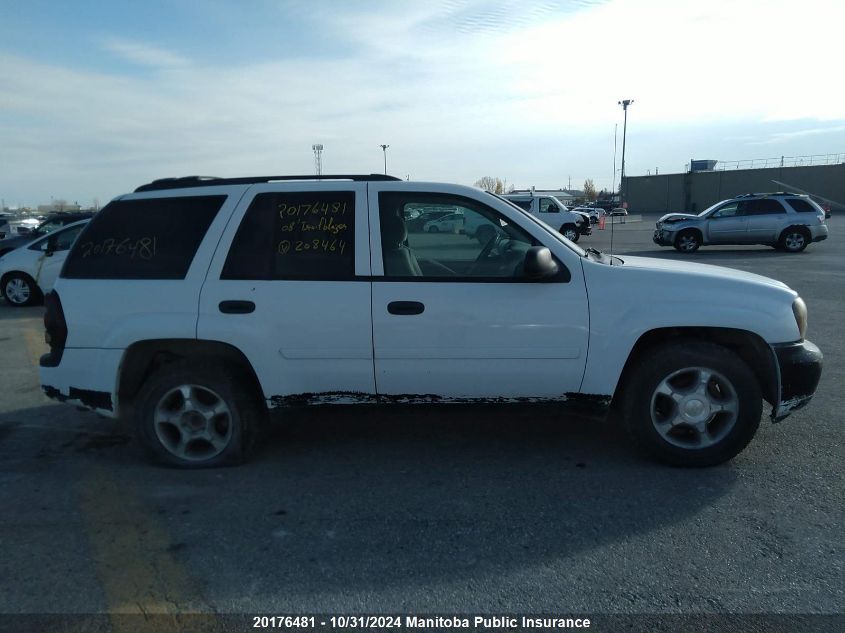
left=63, top=196, right=225, bottom=279
left=222, top=191, right=355, bottom=280
left=509, top=199, right=532, bottom=211
left=786, top=198, right=819, bottom=213
left=747, top=199, right=785, bottom=215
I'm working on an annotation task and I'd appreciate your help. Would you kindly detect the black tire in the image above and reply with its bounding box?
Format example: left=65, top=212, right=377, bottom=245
left=620, top=341, right=762, bottom=467
left=778, top=227, right=810, bottom=253
left=428, top=225, right=439, bottom=233
left=134, top=359, right=264, bottom=468
left=560, top=224, right=580, bottom=243
left=1, top=272, right=41, bottom=307
left=674, top=229, right=701, bottom=253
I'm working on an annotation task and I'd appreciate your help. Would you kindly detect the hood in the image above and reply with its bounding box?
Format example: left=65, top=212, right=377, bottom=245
left=658, top=213, right=699, bottom=223
left=618, top=255, right=791, bottom=291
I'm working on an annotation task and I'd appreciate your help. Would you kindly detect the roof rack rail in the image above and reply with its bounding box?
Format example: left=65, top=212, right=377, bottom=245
left=735, top=191, right=802, bottom=198
left=134, top=174, right=403, bottom=193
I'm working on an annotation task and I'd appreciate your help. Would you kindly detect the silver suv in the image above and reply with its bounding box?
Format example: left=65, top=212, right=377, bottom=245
left=653, top=193, right=829, bottom=253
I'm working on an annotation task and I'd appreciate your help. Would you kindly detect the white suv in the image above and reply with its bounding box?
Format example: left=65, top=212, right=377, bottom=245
left=40, top=175, right=822, bottom=468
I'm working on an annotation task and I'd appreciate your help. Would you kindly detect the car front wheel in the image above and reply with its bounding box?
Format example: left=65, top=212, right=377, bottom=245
left=428, top=226, right=439, bottom=233
left=674, top=230, right=701, bottom=253
left=561, top=224, right=579, bottom=242
left=621, top=341, right=762, bottom=467
left=1, top=273, right=41, bottom=307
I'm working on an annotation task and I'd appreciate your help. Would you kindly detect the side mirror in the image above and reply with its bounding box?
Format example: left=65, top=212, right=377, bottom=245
left=524, top=246, right=559, bottom=279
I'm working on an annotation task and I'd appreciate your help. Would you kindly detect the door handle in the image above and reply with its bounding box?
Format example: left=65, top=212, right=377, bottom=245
left=387, top=301, right=425, bottom=315
left=219, top=300, right=255, bottom=314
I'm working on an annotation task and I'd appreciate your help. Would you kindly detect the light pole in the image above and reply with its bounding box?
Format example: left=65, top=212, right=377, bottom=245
left=379, top=144, right=389, bottom=175
left=618, top=99, right=633, bottom=206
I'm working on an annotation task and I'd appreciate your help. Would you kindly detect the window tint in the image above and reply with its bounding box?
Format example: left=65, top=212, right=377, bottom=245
left=222, top=191, right=355, bottom=280
left=539, top=198, right=559, bottom=213
left=379, top=192, right=537, bottom=280
left=63, top=196, right=225, bottom=279
left=747, top=199, right=785, bottom=215
left=786, top=198, right=818, bottom=213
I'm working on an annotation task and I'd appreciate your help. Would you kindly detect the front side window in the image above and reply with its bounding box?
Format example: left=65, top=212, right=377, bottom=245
left=379, top=192, right=537, bottom=280
left=539, top=198, right=559, bottom=213
left=711, top=201, right=745, bottom=218
left=51, top=224, right=85, bottom=251
left=222, top=191, right=355, bottom=280
left=63, top=196, right=225, bottom=279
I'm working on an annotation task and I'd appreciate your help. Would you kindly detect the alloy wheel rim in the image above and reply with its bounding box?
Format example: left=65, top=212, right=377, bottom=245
left=564, top=229, right=578, bottom=241
left=153, top=384, right=233, bottom=461
left=650, top=366, right=739, bottom=449
left=679, top=235, right=698, bottom=251
left=785, top=233, right=805, bottom=250
left=5, top=278, right=30, bottom=304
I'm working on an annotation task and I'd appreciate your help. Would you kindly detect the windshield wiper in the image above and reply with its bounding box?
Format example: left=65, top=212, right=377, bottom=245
left=585, top=247, right=603, bottom=257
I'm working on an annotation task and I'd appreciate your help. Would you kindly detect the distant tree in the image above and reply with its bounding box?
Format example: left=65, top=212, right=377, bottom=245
left=583, top=179, right=597, bottom=201
left=53, top=198, right=68, bottom=211
left=474, top=176, right=509, bottom=194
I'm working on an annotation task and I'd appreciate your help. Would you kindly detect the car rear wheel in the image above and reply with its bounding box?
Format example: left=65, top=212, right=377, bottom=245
left=778, top=227, right=809, bottom=253
left=561, top=224, right=579, bottom=242
left=1, top=272, right=41, bottom=307
left=135, top=360, right=263, bottom=468
left=621, top=341, right=762, bottom=467
left=674, top=230, right=701, bottom=253
left=428, top=226, right=439, bottom=233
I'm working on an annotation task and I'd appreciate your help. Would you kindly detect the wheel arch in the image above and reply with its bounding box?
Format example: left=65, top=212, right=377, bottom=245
left=610, top=326, right=778, bottom=412
left=118, top=339, right=265, bottom=412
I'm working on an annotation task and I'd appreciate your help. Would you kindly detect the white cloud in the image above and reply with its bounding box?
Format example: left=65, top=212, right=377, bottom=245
left=101, top=37, right=190, bottom=68
left=0, top=0, right=843, bottom=203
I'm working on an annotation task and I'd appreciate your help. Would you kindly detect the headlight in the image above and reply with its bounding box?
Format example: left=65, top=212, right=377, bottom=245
left=792, top=297, right=807, bottom=340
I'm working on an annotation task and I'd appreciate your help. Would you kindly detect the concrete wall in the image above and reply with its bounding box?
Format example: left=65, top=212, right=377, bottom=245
left=625, top=163, right=845, bottom=214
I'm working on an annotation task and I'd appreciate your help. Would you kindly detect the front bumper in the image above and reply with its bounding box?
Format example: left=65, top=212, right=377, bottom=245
left=653, top=228, right=675, bottom=246
left=770, top=339, right=823, bottom=421
left=579, top=224, right=592, bottom=235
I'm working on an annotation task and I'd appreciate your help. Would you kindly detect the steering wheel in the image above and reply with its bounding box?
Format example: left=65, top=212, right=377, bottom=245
left=467, top=231, right=503, bottom=275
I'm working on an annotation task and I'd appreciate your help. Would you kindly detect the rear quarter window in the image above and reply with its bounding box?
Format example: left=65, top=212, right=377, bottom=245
left=62, top=195, right=226, bottom=279
left=786, top=198, right=820, bottom=213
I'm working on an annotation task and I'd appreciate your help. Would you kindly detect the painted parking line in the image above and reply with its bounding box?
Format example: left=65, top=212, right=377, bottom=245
left=78, top=465, right=222, bottom=632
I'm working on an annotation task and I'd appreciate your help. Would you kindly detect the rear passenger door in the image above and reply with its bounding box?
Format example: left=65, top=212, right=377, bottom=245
left=197, top=183, right=375, bottom=405
left=745, top=198, right=787, bottom=243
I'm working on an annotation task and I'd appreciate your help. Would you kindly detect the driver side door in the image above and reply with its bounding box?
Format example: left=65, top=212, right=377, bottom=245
left=368, top=187, right=589, bottom=400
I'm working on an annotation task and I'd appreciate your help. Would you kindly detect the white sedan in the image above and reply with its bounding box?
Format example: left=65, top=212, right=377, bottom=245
left=423, top=212, right=464, bottom=233
left=0, top=220, right=88, bottom=307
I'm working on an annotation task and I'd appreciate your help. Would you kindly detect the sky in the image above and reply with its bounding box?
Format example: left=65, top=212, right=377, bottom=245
left=1, top=0, right=844, bottom=207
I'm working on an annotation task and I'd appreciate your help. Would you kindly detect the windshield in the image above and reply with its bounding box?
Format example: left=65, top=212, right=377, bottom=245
left=698, top=201, right=724, bottom=217
left=487, top=192, right=587, bottom=256
left=34, top=220, right=66, bottom=235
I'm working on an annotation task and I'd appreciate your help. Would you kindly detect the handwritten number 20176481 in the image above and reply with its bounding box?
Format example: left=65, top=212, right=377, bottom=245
left=278, top=201, right=348, bottom=219
left=79, top=237, right=157, bottom=260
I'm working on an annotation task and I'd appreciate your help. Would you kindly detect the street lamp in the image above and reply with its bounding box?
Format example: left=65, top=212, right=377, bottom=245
left=618, top=99, right=634, bottom=206
left=379, top=144, right=389, bottom=175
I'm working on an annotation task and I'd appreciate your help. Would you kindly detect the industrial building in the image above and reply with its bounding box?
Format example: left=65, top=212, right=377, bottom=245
left=624, top=162, right=845, bottom=214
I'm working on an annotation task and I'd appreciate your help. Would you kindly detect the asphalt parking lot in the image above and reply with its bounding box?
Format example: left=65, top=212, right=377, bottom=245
left=1, top=216, right=842, bottom=623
